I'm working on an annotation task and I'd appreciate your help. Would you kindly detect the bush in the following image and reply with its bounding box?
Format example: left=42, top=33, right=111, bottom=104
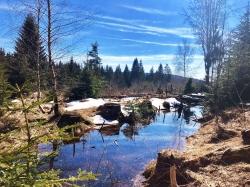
left=184, top=78, right=194, bottom=94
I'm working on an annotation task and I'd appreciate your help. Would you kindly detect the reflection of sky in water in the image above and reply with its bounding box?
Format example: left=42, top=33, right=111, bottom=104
left=40, top=106, right=201, bottom=187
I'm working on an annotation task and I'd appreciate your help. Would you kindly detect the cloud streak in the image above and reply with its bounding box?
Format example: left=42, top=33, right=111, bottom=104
left=103, top=37, right=200, bottom=48
left=0, top=3, right=25, bottom=12
left=121, top=5, right=177, bottom=16
left=96, top=20, right=194, bottom=39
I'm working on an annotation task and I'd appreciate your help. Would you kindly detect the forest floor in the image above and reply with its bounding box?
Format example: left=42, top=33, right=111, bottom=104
left=143, top=107, right=250, bottom=187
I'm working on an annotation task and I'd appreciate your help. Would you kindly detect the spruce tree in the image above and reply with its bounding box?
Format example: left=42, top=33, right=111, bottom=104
left=15, top=14, right=46, bottom=86
left=139, top=60, right=145, bottom=81
left=87, top=42, right=101, bottom=71
left=223, top=5, right=250, bottom=102
left=123, top=65, right=131, bottom=87
left=148, top=67, right=155, bottom=82
left=104, top=65, right=114, bottom=82
left=184, top=78, right=194, bottom=94
left=130, top=58, right=140, bottom=83
left=164, top=64, right=172, bottom=83
left=114, top=65, right=124, bottom=87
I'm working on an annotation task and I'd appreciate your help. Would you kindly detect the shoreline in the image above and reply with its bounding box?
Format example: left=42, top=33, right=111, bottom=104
left=142, top=108, right=250, bottom=187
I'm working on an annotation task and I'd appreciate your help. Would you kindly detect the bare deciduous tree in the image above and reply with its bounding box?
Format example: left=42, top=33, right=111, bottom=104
left=185, top=0, right=227, bottom=84
left=174, top=39, right=194, bottom=78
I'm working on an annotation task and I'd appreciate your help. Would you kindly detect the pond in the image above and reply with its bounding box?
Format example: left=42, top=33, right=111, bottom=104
left=40, top=106, right=202, bottom=187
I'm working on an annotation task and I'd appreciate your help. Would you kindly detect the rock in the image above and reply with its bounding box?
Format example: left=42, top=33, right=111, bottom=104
left=97, top=103, right=123, bottom=121
left=221, top=146, right=250, bottom=164
left=195, top=115, right=213, bottom=123
left=163, top=101, right=170, bottom=110
left=242, top=130, right=250, bottom=144
left=57, top=111, right=92, bottom=128
left=209, top=125, right=237, bottom=143
left=0, top=121, right=16, bottom=133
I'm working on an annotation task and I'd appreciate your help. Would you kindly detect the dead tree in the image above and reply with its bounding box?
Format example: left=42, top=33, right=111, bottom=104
left=46, top=0, right=59, bottom=116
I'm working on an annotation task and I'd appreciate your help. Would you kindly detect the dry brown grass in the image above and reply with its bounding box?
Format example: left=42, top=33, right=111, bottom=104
left=144, top=108, right=250, bottom=187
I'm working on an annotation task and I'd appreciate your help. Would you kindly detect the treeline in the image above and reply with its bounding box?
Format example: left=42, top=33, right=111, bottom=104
left=56, top=45, right=173, bottom=100
left=212, top=6, right=250, bottom=110
left=0, top=14, right=174, bottom=101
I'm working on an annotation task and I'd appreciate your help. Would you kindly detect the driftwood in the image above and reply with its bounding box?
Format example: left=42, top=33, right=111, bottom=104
left=170, top=165, right=178, bottom=187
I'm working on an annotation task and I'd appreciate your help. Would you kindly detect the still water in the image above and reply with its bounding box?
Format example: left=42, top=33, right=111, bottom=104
left=40, top=106, right=202, bottom=187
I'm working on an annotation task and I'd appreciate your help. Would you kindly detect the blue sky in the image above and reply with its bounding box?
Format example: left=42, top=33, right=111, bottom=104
left=0, top=0, right=249, bottom=79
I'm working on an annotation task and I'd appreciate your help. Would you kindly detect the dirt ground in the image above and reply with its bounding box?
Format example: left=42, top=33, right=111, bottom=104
left=143, top=108, right=250, bottom=187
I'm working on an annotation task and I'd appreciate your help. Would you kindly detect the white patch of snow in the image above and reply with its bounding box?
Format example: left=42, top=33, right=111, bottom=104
left=65, top=98, right=106, bottom=111
left=121, top=105, right=131, bottom=117
left=165, top=98, right=180, bottom=106
left=91, top=115, right=119, bottom=125
left=120, top=97, right=138, bottom=102
left=150, top=98, right=164, bottom=109
left=150, top=97, right=180, bottom=109
left=190, top=93, right=206, bottom=97
left=11, top=99, right=21, bottom=103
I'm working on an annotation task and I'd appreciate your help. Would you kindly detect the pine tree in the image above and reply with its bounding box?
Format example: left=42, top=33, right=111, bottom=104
left=164, top=64, right=172, bottom=83
left=104, top=65, right=114, bottom=82
left=148, top=67, right=155, bottom=82
left=156, top=64, right=164, bottom=84
left=123, top=65, right=131, bottom=87
left=226, top=5, right=250, bottom=102
left=139, top=60, right=145, bottom=81
left=86, top=42, right=101, bottom=72
left=114, top=65, right=124, bottom=87
left=15, top=14, right=46, bottom=86
left=184, top=78, right=194, bottom=94
left=130, top=58, right=140, bottom=83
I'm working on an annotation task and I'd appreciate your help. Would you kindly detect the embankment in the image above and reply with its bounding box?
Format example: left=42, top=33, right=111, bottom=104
left=143, top=108, right=250, bottom=187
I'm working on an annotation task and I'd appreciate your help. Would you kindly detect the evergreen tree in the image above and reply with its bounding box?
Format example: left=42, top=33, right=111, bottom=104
left=220, top=5, right=250, bottom=103
left=139, top=60, right=145, bottom=81
left=148, top=66, right=155, bottom=81
left=164, top=63, right=172, bottom=83
left=156, top=64, right=164, bottom=85
left=114, top=65, right=124, bottom=87
left=123, top=65, right=131, bottom=87
left=86, top=42, right=101, bottom=71
left=184, top=78, right=194, bottom=94
left=14, top=14, right=46, bottom=85
left=0, top=49, right=5, bottom=65
left=130, top=58, right=140, bottom=83
left=104, top=65, right=114, bottom=82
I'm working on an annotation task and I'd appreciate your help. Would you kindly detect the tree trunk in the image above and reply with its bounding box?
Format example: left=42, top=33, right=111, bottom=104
left=36, top=0, right=41, bottom=101
left=47, top=0, right=59, bottom=116
left=205, top=59, right=210, bottom=85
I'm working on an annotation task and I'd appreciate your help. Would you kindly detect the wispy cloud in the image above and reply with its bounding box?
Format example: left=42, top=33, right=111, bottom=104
left=121, top=5, right=177, bottom=16
left=0, top=3, right=25, bottom=12
left=100, top=21, right=194, bottom=39
left=0, top=3, right=12, bottom=11
left=96, top=16, right=195, bottom=39
left=104, top=37, right=200, bottom=47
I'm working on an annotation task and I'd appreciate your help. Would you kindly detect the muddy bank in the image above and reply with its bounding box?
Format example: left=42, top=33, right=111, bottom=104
left=143, top=108, right=250, bottom=187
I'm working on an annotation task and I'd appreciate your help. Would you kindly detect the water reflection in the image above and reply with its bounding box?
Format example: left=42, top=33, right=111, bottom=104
left=42, top=106, right=201, bottom=187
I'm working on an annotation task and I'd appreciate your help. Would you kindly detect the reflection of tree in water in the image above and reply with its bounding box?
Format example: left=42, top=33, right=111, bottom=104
left=172, top=106, right=197, bottom=149
left=183, top=107, right=194, bottom=124
left=122, top=124, right=139, bottom=140
left=121, top=123, right=151, bottom=140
